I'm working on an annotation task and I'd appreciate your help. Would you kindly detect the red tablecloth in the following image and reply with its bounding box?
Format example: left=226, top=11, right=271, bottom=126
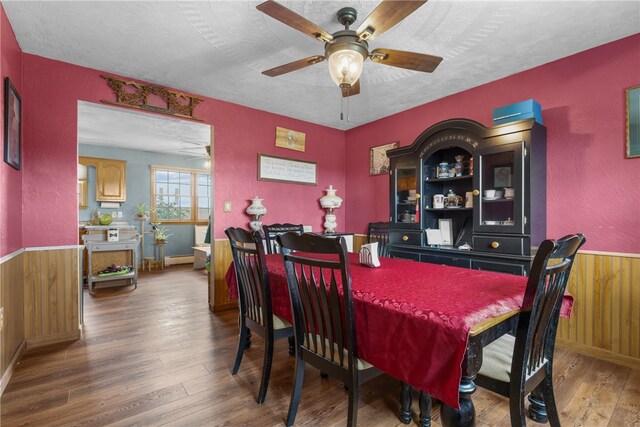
left=225, top=253, right=572, bottom=409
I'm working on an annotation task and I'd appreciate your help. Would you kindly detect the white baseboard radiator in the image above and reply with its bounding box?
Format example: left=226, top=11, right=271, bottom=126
left=164, top=254, right=194, bottom=266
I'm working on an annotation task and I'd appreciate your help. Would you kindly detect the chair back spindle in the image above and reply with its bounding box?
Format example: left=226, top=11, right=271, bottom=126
left=366, top=222, right=390, bottom=257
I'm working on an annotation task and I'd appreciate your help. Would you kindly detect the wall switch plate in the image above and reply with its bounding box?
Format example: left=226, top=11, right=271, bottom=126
left=223, top=200, right=232, bottom=212
left=0, top=307, right=4, bottom=332
left=117, top=211, right=123, bottom=218
left=112, top=211, right=117, bottom=218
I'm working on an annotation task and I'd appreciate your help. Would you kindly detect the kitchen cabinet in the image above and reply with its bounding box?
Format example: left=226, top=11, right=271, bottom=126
left=387, top=118, right=546, bottom=276
left=96, top=158, right=126, bottom=201
left=78, top=156, right=127, bottom=202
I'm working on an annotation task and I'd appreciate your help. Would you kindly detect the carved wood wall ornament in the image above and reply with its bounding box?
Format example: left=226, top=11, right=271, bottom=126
left=100, top=75, right=204, bottom=121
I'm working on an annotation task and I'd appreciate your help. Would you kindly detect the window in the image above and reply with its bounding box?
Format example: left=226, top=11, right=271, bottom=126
left=151, top=166, right=210, bottom=223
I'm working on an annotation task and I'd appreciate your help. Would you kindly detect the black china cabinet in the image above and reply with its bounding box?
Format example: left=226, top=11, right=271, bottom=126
left=387, top=118, right=546, bottom=276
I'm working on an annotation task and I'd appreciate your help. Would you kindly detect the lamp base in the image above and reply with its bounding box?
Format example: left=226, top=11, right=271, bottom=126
left=323, top=212, right=337, bottom=235
left=249, top=219, right=263, bottom=232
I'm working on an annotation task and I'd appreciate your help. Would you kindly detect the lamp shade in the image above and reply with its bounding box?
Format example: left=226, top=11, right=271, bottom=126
left=319, top=185, right=343, bottom=209
left=246, top=196, right=267, bottom=217
left=328, top=47, right=365, bottom=87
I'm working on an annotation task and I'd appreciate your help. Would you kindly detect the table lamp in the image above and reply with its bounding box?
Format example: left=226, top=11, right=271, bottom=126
left=319, top=185, right=343, bottom=234
left=246, top=196, right=267, bottom=232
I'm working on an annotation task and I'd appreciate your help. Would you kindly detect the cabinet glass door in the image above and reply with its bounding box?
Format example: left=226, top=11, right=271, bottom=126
left=392, top=161, right=420, bottom=226
left=474, top=142, right=524, bottom=233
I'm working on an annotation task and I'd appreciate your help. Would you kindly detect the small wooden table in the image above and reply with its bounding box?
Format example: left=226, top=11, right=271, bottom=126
left=83, top=233, right=140, bottom=294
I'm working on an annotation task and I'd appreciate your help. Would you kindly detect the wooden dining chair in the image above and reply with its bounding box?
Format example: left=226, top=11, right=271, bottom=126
left=276, top=232, right=381, bottom=427
left=224, top=227, right=294, bottom=404
left=366, top=221, right=390, bottom=257
left=475, top=233, right=586, bottom=426
left=262, top=223, right=304, bottom=254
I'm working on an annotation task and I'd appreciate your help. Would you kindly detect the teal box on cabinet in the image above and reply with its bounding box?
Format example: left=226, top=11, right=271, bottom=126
left=493, top=99, right=543, bottom=125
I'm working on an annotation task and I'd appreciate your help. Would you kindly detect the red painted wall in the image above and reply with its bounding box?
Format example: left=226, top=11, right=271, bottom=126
left=345, top=34, right=640, bottom=254
left=21, top=55, right=345, bottom=246
left=0, top=6, right=23, bottom=257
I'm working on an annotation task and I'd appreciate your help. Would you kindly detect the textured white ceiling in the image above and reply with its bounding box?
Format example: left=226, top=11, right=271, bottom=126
left=78, top=102, right=211, bottom=157
left=5, top=1, right=640, bottom=130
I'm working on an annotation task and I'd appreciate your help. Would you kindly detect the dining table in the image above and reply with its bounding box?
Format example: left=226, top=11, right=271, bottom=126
left=225, top=252, right=572, bottom=426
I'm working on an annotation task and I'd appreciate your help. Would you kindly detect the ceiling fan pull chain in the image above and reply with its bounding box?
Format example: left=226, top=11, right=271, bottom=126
left=340, top=93, right=344, bottom=121
left=347, top=91, right=350, bottom=122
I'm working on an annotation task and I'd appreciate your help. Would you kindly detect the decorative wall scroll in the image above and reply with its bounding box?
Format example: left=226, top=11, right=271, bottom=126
left=258, top=153, right=317, bottom=186
left=370, top=142, right=398, bottom=175
left=275, top=126, right=306, bottom=152
left=101, top=75, right=204, bottom=121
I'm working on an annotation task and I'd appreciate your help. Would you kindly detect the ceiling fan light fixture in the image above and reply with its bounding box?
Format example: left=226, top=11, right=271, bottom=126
left=326, top=38, right=367, bottom=87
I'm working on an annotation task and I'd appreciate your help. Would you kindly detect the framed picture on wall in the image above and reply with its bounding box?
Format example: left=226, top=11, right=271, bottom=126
left=626, top=84, right=640, bottom=158
left=275, top=126, right=306, bottom=152
left=3, top=77, right=21, bottom=170
left=370, top=142, right=398, bottom=175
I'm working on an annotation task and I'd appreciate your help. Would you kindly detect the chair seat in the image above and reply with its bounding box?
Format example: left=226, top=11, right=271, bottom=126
left=309, top=334, right=373, bottom=371
left=478, top=334, right=515, bottom=383
left=254, top=307, right=292, bottom=330
left=273, top=314, right=292, bottom=330
left=479, top=334, right=550, bottom=384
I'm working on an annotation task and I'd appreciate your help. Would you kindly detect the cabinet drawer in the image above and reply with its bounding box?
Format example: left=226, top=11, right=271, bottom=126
left=390, top=231, right=422, bottom=246
left=472, top=259, right=527, bottom=276
left=473, top=236, right=528, bottom=255
left=389, top=249, right=420, bottom=262
left=90, top=243, right=135, bottom=252
left=421, top=253, right=471, bottom=269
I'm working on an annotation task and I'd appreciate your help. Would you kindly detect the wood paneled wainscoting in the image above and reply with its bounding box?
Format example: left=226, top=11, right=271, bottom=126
left=23, top=247, right=81, bottom=348
left=558, top=251, right=640, bottom=369
left=213, top=241, right=639, bottom=368
left=0, top=250, right=25, bottom=393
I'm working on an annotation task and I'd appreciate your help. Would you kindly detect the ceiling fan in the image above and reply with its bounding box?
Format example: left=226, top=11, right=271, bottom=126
left=181, top=145, right=211, bottom=161
left=257, top=0, right=443, bottom=97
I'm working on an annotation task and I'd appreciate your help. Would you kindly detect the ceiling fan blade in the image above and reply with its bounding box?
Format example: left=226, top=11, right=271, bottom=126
left=256, top=0, right=333, bottom=43
left=262, top=55, right=325, bottom=77
left=370, top=48, right=442, bottom=72
left=356, top=0, right=427, bottom=41
left=341, top=79, right=361, bottom=97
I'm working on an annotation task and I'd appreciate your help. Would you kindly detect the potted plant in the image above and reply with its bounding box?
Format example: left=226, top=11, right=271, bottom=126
left=154, top=226, right=172, bottom=244
left=136, top=203, right=148, bottom=220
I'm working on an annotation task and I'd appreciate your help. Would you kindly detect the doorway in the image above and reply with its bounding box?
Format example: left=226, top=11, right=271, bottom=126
left=76, top=101, right=214, bottom=315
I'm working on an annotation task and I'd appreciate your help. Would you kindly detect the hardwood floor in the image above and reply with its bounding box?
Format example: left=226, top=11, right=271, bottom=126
left=2, top=267, right=639, bottom=426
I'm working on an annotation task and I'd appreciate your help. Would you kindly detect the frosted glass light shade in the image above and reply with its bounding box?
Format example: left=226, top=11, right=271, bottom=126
left=246, top=196, right=267, bottom=217
left=328, top=48, right=364, bottom=87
